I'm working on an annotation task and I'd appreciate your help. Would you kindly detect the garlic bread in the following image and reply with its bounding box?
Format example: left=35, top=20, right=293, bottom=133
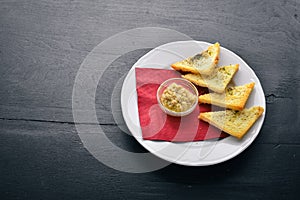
left=199, top=82, right=255, bottom=110
left=199, top=106, right=264, bottom=139
left=171, top=42, right=220, bottom=75
left=182, top=64, right=239, bottom=93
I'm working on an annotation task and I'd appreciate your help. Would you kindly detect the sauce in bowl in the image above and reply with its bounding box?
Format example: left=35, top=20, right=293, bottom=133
left=161, top=83, right=197, bottom=112
left=157, top=78, right=199, bottom=117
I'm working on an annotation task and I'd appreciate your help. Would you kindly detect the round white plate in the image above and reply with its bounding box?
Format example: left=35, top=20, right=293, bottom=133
left=121, top=41, right=266, bottom=166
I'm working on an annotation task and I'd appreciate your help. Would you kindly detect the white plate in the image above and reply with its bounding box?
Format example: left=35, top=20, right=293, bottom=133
left=121, top=41, right=266, bottom=166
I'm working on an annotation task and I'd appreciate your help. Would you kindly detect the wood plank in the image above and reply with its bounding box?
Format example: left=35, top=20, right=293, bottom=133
left=0, top=0, right=298, bottom=120
left=0, top=120, right=299, bottom=199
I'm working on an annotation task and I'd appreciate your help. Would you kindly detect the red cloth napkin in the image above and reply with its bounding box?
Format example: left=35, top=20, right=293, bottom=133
left=135, top=68, right=228, bottom=142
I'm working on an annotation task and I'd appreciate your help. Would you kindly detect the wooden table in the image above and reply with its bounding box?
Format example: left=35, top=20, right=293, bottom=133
left=1, top=0, right=299, bottom=199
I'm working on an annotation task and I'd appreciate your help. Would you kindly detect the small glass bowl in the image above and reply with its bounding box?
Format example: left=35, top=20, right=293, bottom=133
left=157, top=78, right=199, bottom=117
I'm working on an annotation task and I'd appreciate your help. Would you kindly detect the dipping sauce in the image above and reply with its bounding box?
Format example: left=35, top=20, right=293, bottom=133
left=160, top=83, right=197, bottom=112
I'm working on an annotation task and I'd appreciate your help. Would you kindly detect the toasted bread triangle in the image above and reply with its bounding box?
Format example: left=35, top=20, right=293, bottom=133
left=199, top=106, right=264, bottom=139
left=199, top=82, right=255, bottom=110
left=182, top=64, right=239, bottom=93
left=171, top=42, right=220, bottom=75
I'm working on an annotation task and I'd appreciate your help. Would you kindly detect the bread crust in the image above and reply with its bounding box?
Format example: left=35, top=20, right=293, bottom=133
left=171, top=63, right=202, bottom=74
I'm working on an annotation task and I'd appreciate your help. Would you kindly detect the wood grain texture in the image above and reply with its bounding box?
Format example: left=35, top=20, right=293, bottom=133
left=0, top=0, right=299, bottom=199
left=0, top=120, right=299, bottom=200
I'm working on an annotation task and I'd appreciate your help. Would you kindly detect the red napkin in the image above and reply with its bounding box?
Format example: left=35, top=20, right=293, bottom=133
left=135, top=68, right=228, bottom=142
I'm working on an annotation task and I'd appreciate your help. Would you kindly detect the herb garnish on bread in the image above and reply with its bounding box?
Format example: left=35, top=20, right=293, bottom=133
left=199, top=82, right=255, bottom=110
left=199, top=106, right=264, bottom=139
left=171, top=42, right=220, bottom=75
left=182, top=64, right=239, bottom=93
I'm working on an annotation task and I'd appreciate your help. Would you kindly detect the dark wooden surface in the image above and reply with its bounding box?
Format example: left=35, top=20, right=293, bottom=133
left=1, top=0, right=299, bottom=199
